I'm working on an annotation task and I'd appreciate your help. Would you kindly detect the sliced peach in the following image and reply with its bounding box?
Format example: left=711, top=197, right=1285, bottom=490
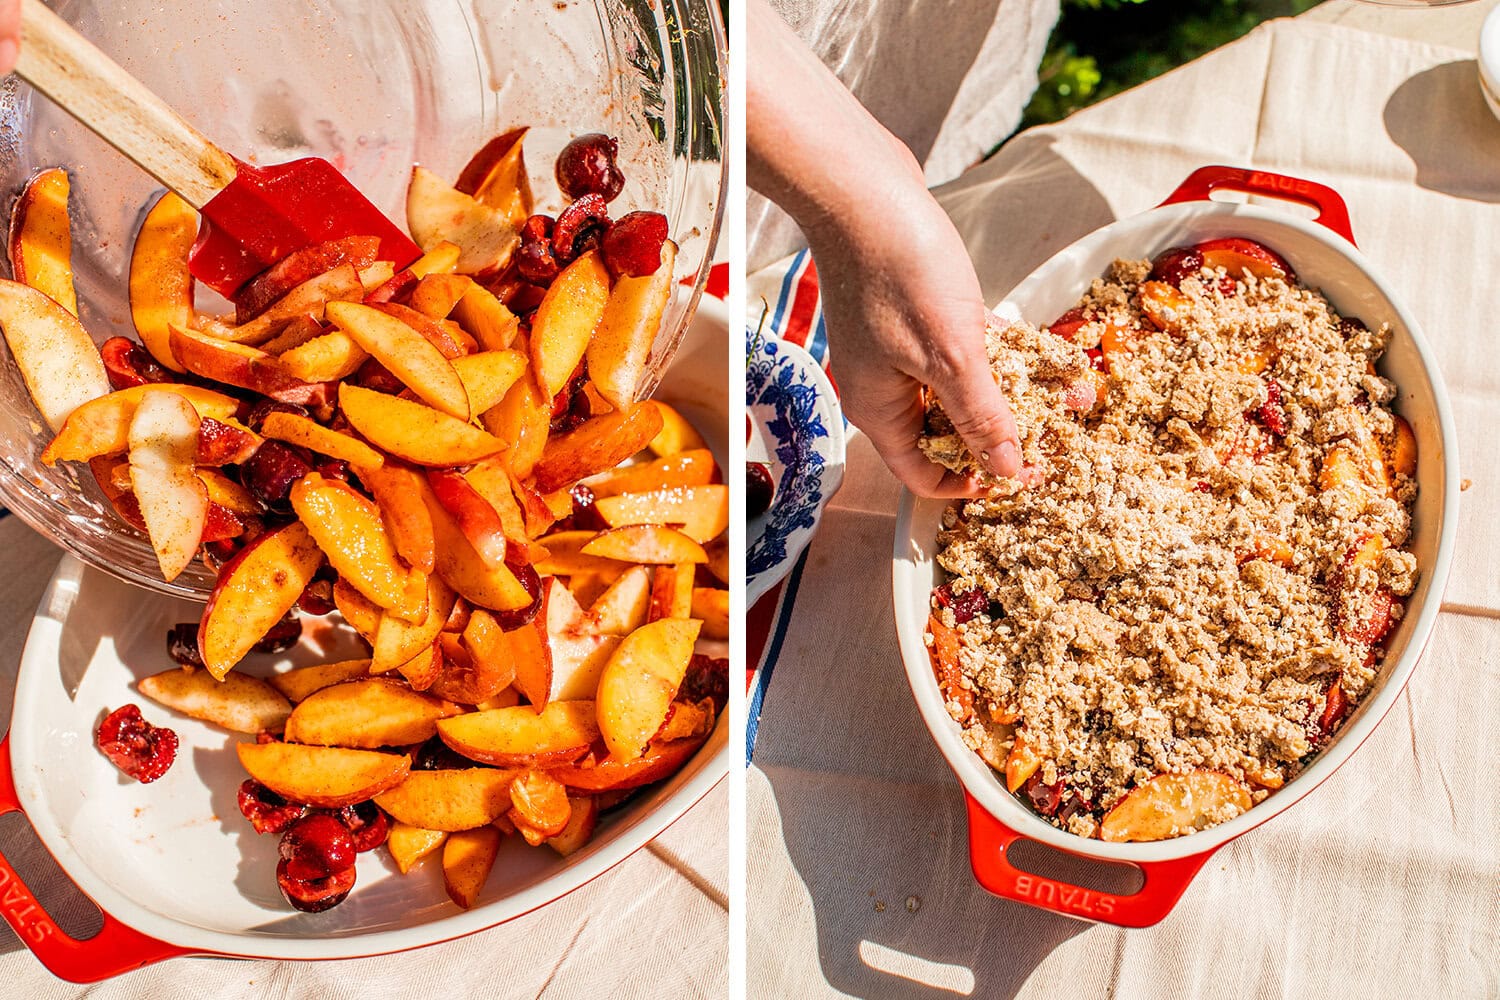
left=451, top=350, right=527, bottom=415
left=40, top=384, right=239, bottom=465
left=168, top=323, right=330, bottom=405
left=532, top=402, right=666, bottom=493
left=530, top=250, right=610, bottom=398
left=289, top=474, right=426, bottom=619
left=647, top=402, right=708, bottom=458
left=1138, top=280, right=1192, bottom=332
left=460, top=608, right=517, bottom=694
left=591, top=565, right=652, bottom=635
left=409, top=272, right=474, bottom=319
left=128, top=191, right=196, bottom=371
left=437, top=701, right=600, bottom=767
left=138, top=667, right=292, bottom=734
left=549, top=735, right=705, bottom=792
left=284, top=676, right=460, bottom=748
left=358, top=260, right=396, bottom=292
left=546, top=795, right=598, bottom=857
left=406, top=166, right=518, bottom=276
left=360, top=459, right=436, bottom=574
left=333, top=577, right=382, bottom=646
left=234, top=236, right=380, bottom=324
left=276, top=330, right=369, bottom=383
left=457, top=127, right=533, bottom=227
left=1099, top=770, right=1253, bottom=843
left=0, top=278, right=109, bottom=432
left=1318, top=446, right=1362, bottom=493
left=268, top=658, right=372, bottom=703
left=427, top=469, right=509, bottom=570
left=584, top=448, right=716, bottom=499
left=648, top=563, right=695, bottom=622
left=373, top=573, right=456, bottom=673
left=532, top=530, right=622, bottom=578
left=197, top=467, right=260, bottom=514
left=339, top=383, right=504, bottom=466
left=656, top=698, right=716, bottom=742
left=9, top=167, right=77, bottom=316
left=691, top=587, right=730, bottom=640
left=452, top=283, right=519, bottom=351
left=258, top=315, right=326, bottom=357
left=1386, top=414, right=1416, bottom=481
left=416, top=473, right=533, bottom=611
left=223, top=264, right=364, bottom=345
left=509, top=769, right=572, bottom=839
left=1004, top=731, right=1042, bottom=792
left=326, top=301, right=469, bottom=419
left=482, top=361, right=550, bottom=478
left=587, top=239, right=676, bottom=409
left=373, top=767, right=520, bottom=831
left=388, top=821, right=448, bottom=874
left=1238, top=533, right=1294, bottom=568
left=583, top=525, right=708, bottom=565
left=1195, top=237, right=1292, bottom=282
left=260, top=410, right=383, bottom=471
left=407, top=241, right=462, bottom=278
left=464, top=457, right=541, bottom=560
left=396, top=640, right=443, bottom=691
left=200, top=522, right=325, bottom=679
left=443, top=825, right=501, bottom=909
left=704, top=534, right=730, bottom=585
left=237, top=741, right=410, bottom=809
left=127, top=390, right=208, bottom=581
left=596, top=618, right=701, bottom=760
left=594, top=484, right=728, bottom=543
left=430, top=627, right=514, bottom=704
left=519, top=578, right=623, bottom=706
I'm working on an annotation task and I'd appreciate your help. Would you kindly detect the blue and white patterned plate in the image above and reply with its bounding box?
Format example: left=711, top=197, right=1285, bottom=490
left=746, top=331, right=845, bottom=606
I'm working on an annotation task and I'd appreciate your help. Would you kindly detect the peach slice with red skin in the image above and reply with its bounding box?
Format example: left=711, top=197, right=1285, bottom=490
left=219, top=264, right=365, bottom=346
left=259, top=411, right=383, bottom=472
left=9, top=167, right=78, bottom=316
left=276, top=330, right=369, bottom=383
left=1193, top=237, right=1292, bottom=282
left=452, top=283, right=519, bottom=352
left=546, top=795, right=598, bottom=857
left=128, top=390, right=209, bottom=582
left=360, top=460, right=436, bottom=574
left=1099, top=771, right=1253, bottom=843
left=926, top=613, right=973, bottom=725
left=591, top=565, right=652, bottom=635
left=456, top=127, right=533, bottom=228
left=237, top=741, right=411, bottom=810
left=583, top=448, right=716, bottom=499
left=414, top=472, right=533, bottom=611
left=128, top=191, right=197, bottom=371
left=199, top=521, right=325, bottom=679
left=532, top=402, right=666, bottom=493
left=437, top=701, right=601, bottom=767
left=508, top=578, right=622, bottom=708
left=583, top=525, right=708, bottom=565
left=596, top=617, right=701, bottom=760
left=549, top=734, right=706, bottom=792
left=427, top=469, right=510, bottom=570
left=168, top=323, right=333, bottom=406
left=594, top=484, right=729, bottom=544
left=372, top=572, right=457, bottom=673
left=0, top=278, right=110, bottom=432
left=333, top=578, right=383, bottom=646
left=339, top=383, right=505, bottom=467
left=408, top=272, right=474, bottom=320
left=370, top=301, right=471, bottom=360
left=233, top=236, right=379, bottom=324
left=647, top=562, right=695, bottom=621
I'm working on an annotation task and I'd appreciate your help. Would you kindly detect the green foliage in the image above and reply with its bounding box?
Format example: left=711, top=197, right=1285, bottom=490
left=1019, top=0, right=1322, bottom=131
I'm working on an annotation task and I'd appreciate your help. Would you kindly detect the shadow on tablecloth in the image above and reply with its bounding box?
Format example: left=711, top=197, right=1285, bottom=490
left=1384, top=60, right=1500, bottom=204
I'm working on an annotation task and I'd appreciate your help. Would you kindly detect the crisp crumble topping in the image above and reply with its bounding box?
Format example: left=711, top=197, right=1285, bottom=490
left=921, top=255, right=1418, bottom=837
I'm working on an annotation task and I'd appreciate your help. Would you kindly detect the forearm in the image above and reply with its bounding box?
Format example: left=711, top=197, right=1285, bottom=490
left=746, top=0, right=924, bottom=240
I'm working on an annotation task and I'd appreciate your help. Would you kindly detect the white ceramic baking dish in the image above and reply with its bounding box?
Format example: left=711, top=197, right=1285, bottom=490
left=893, top=166, right=1459, bottom=927
left=0, top=295, right=730, bottom=983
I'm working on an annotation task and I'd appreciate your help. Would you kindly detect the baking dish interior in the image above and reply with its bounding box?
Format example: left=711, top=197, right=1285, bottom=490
left=895, top=200, right=1457, bottom=864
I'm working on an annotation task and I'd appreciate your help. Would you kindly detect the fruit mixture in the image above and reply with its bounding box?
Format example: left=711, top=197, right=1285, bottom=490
left=6, top=129, right=729, bottom=912
left=919, top=238, right=1418, bottom=842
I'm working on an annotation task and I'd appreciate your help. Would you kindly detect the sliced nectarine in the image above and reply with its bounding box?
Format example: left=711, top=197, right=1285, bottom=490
left=372, top=573, right=456, bottom=673
left=1099, top=770, right=1253, bottom=842
left=416, top=473, right=533, bottom=611
left=452, top=283, right=519, bottom=352
left=237, top=741, right=410, bottom=809
left=224, top=263, right=364, bottom=345
left=200, top=522, right=325, bottom=679
left=437, top=701, right=600, bottom=767
left=587, top=239, right=676, bottom=409
left=333, top=578, right=382, bottom=646
left=647, top=401, right=707, bottom=457
left=0, top=278, right=110, bottom=432
left=388, top=822, right=448, bottom=874
left=648, top=563, right=695, bottom=622
left=550, top=734, right=705, bottom=791
left=373, top=767, right=520, bottom=831
left=591, top=566, right=652, bottom=635
left=409, top=272, right=473, bottom=319
left=546, top=795, right=598, bottom=856
left=482, top=361, right=551, bottom=478
left=594, top=484, right=728, bottom=543
left=339, top=383, right=505, bottom=467
left=41, top=384, right=239, bottom=465
left=127, top=390, right=209, bottom=581
left=583, top=525, right=708, bottom=565
left=443, top=825, right=501, bottom=909
left=10, top=167, right=78, bottom=316
left=260, top=410, right=383, bottom=471
left=532, top=402, right=666, bottom=493
left=406, top=167, right=518, bottom=276
left=451, top=350, right=527, bottom=415
left=127, top=191, right=196, bottom=371
left=276, top=330, right=369, bottom=383
left=327, top=301, right=469, bottom=419
left=509, top=769, right=572, bottom=838
left=290, top=474, right=427, bottom=620
left=138, top=667, right=292, bottom=734
left=267, top=658, right=372, bottom=703
left=168, top=323, right=330, bottom=405
left=691, top=587, right=730, bottom=640
left=284, top=676, right=460, bottom=748
left=584, top=448, right=716, bottom=499
left=530, top=250, right=610, bottom=398
left=360, top=459, right=436, bottom=574
left=458, top=127, right=532, bottom=226
left=596, top=618, right=701, bottom=760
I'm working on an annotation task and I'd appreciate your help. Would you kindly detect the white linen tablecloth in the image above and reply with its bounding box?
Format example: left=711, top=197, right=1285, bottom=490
left=748, top=17, right=1500, bottom=998
left=0, top=515, right=726, bottom=998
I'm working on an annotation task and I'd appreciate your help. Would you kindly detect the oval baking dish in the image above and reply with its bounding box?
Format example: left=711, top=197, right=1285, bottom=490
left=892, top=166, right=1459, bottom=927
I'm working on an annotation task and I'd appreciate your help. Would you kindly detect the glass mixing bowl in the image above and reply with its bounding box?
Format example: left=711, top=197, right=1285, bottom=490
left=0, top=0, right=725, bottom=600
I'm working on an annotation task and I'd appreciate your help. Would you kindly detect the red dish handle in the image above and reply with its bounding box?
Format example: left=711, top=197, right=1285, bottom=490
left=964, top=792, right=1214, bottom=928
left=1158, top=165, right=1356, bottom=246
left=0, top=735, right=191, bottom=982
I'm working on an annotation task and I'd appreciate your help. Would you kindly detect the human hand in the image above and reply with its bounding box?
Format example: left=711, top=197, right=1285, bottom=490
left=0, top=0, right=18, bottom=77
left=748, top=0, right=1020, bottom=497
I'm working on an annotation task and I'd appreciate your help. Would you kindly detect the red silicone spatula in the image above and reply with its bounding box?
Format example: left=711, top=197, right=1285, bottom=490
left=14, top=0, right=421, bottom=297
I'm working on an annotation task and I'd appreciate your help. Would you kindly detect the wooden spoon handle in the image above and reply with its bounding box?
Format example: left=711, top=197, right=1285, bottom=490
left=14, top=0, right=237, bottom=208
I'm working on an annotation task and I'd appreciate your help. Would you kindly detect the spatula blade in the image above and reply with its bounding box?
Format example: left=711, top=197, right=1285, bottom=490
left=189, top=157, right=420, bottom=298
